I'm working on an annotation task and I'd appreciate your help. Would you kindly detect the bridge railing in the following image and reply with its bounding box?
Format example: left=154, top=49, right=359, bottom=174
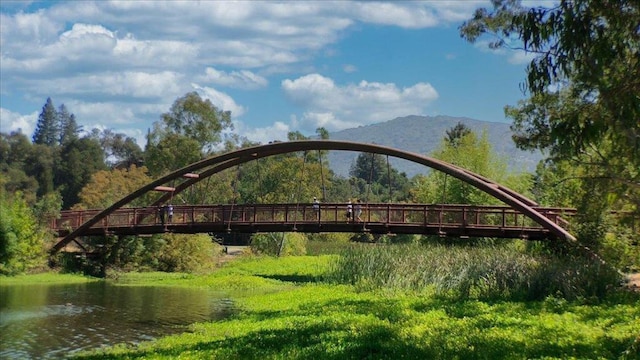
left=52, top=203, right=576, bottom=234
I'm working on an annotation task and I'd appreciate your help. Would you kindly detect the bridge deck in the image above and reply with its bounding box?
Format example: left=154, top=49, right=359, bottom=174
left=53, top=203, right=574, bottom=240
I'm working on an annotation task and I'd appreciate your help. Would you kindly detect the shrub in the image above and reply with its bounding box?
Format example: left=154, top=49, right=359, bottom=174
left=0, top=192, right=47, bottom=275
left=250, top=232, right=307, bottom=256
left=326, top=243, right=622, bottom=300
left=157, top=233, right=223, bottom=273
left=307, top=233, right=353, bottom=255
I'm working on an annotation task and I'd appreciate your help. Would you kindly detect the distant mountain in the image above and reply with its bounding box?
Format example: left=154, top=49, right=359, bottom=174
left=326, top=115, right=543, bottom=178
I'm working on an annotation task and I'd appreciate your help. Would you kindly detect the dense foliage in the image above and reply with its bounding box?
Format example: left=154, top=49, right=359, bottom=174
left=411, top=127, right=531, bottom=205
left=460, top=0, right=639, bottom=256
left=0, top=191, right=47, bottom=275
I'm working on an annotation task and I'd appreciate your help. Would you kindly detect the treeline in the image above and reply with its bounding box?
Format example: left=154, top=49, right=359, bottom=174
left=1, top=90, right=638, bottom=276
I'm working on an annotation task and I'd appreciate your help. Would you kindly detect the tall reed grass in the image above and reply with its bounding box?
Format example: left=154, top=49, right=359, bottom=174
left=325, top=242, right=621, bottom=300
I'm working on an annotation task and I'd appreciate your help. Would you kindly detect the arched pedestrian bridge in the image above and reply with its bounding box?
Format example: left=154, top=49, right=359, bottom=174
left=49, top=140, right=577, bottom=254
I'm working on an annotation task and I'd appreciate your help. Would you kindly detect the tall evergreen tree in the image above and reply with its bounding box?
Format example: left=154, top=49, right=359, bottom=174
left=58, top=104, right=80, bottom=146
left=32, top=98, right=59, bottom=146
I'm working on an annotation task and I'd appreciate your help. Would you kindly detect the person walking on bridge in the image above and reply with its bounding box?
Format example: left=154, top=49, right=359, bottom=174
left=313, top=197, right=320, bottom=221
left=355, top=199, right=363, bottom=222
left=346, top=200, right=353, bottom=222
left=167, top=204, right=174, bottom=223
left=158, top=205, right=165, bottom=225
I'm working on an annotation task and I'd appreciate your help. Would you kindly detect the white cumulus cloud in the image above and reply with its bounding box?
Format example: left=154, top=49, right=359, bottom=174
left=235, top=120, right=291, bottom=144
left=1, top=1, right=472, bottom=142
left=1, top=108, right=38, bottom=136
left=282, top=74, right=438, bottom=131
left=192, top=84, right=246, bottom=118
left=200, top=67, right=268, bottom=89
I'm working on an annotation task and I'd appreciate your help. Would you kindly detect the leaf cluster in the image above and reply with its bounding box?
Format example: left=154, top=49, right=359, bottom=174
left=460, top=0, right=640, bottom=252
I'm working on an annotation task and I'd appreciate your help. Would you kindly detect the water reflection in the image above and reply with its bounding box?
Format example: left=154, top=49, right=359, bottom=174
left=0, top=281, right=233, bottom=359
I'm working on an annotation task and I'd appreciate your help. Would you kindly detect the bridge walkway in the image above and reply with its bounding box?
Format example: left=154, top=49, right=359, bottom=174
left=52, top=203, right=574, bottom=241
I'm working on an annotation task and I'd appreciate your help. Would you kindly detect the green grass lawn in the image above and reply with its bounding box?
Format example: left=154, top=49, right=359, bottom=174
left=71, top=255, right=640, bottom=360
left=0, top=272, right=98, bottom=285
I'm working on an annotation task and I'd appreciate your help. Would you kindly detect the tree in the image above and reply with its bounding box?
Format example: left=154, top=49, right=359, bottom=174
left=58, top=104, right=80, bottom=146
left=25, top=144, right=56, bottom=198
left=145, top=92, right=234, bottom=176
left=90, top=128, right=143, bottom=168
left=349, top=152, right=410, bottom=202
left=0, top=132, right=38, bottom=200
left=76, top=165, right=153, bottom=209
left=445, top=122, right=472, bottom=148
left=0, top=192, right=47, bottom=275
left=156, top=234, right=221, bottom=272
left=237, top=154, right=327, bottom=204
left=56, top=137, right=106, bottom=209
left=460, top=0, right=640, bottom=214
left=32, top=98, right=59, bottom=146
left=411, top=128, right=531, bottom=205
left=145, top=132, right=202, bottom=177
left=316, top=127, right=330, bottom=140
left=158, top=91, right=233, bottom=152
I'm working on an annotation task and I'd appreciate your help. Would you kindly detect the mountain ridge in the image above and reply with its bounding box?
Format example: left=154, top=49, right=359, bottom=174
left=326, top=115, right=543, bottom=178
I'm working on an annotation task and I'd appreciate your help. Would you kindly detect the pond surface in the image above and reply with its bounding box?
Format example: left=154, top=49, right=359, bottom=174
left=0, top=281, right=233, bottom=359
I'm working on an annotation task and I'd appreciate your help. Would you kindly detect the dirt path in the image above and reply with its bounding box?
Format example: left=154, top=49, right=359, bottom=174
left=218, top=246, right=247, bottom=265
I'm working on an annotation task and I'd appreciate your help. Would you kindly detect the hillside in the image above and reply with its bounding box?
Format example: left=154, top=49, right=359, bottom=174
left=326, top=115, right=543, bottom=178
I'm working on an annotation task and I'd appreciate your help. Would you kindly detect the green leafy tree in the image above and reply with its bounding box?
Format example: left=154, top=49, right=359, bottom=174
left=89, top=128, right=143, bottom=169
left=145, top=92, right=233, bottom=176
left=349, top=152, right=410, bottom=202
left=316, top=127, right=330, bottom=140
left=460, top=0, right=639, bottom=220
left=33, top=192, right=62, bottom=229
left=157, top=233, right=222, bottom=272
left=56, top=137, right=107, bottom=209
left=76, top=165, right=153, bottom=209
left=250, top=232, right=307, bottom=256
left=25, top=144, right=56, bottom=198
left=237, top=154, right=327, bottom=204
left=530, top=159, right=583, bottom=208
left=0, top=132, right=39, bottom=200
left=158, top=91, right=233, bottom=152
left=145, top=132, right=202, bottom=177
left=445, top=122, right=472, bottom=148
left=411, top=128, right=531, bottom=205
left=0, top=192, right=47, bottom=275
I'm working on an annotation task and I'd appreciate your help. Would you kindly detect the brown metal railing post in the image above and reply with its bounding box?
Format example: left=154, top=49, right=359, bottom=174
left=423, top=205, right=428, bottom=227
left=462, top=207, right=467, bottom=230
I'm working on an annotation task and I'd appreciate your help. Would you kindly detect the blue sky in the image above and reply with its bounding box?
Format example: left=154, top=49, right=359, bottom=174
left=0, top=1, right=537, bottom=146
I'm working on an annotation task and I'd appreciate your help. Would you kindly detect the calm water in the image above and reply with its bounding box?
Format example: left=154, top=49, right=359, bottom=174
left=0, top=281, right=234, bottom=359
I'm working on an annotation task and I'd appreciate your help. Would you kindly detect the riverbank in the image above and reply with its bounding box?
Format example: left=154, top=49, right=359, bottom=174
left=64, top=255, right=640, bottom=360
left=0, top=272, right=98, bottom=285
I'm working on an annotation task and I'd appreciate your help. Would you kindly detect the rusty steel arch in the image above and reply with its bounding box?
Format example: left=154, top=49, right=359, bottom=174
left=50, top=140, right=576, bottom=254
